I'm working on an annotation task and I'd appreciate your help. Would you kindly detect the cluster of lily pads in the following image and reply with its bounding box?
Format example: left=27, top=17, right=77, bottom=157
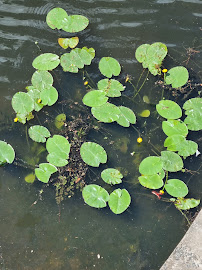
left=1, top=7, right=201, bottom=215
left=138, top=98, right=202, bottom=210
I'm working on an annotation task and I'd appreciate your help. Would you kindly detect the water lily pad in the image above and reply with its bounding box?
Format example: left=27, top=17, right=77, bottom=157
left=135, top=44, right=150, bottom=63
left=82, top=90, right=108, bottom=107
left=31, top=70, right=53, bottom=91
left=158, top=169, right=165, bottom=179
left=35, top=163, right=57, bottom=183
left=80, top=142, right=107, bottom=167
left=0, top=141, right=15, bottom=165
left=82, top=184, right=109, bottom=208
left=116, top=106, right=136, bottom=127
left=183, top=98, right=202, bottom=131
left=12, top=92, right=34, bottom=115
left=60, top=47, right=95, bottom=73
left=91, top=103, right=121, bottom=123
left=25, top=173, right=35, bottom=184
left=162, top=120, right=188, bottom=137
left=138, top=174, right=164, bottom=189
left=108, top=189, right=131, bottom=214
left=32, top=53, right=60, bottom=71
left=97, top=79, right=125, bottom=97
left=156, top=100, right=182, bottom=119
left=58, top=37, right=79, bottom=49
left=165, top=179, right=188, bottom=197
left=175, top=198, right=200, bottom=210
left=26, top=87, right=44, bottom=112
left=161, top=151, right=183, bottom=172
left=46, top=135, right=70, bottom=160
left=99, top=57, right=121, bottom=78
left=54, top=114, right=66, bottom=129
left=139, top=110, right=150, bottom=118
left=101, top=168, right=123, bottom=185
left=164, top=135, right=186, bottom=151
left=28, top=125, right=51, bottom=143
left=47, top=153, right=68, bottom=167
left=139, top=156, right=163, bottom=175
left=177, top=140, right=198, bottom=158
left=40, top=86, right=58, bottom=106
left=62, top=15, right=89, bottom=33
left=165, top=66, right=189, bottom=88
left=46, top=8, right=68, bottom=30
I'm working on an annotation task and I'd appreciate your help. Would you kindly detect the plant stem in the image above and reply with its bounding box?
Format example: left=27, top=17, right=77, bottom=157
left=178, top=208, right=191, bottom=226
left=133, top=70, right=149, bottom=99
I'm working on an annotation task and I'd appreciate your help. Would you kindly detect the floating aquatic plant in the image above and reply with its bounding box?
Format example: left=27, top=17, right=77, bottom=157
left=0, top=140, right=15, bottom=165
left=28, top=125, right=51, bottom=143
left=101, top=168, right=123, bottom=185
left=99, top=57, right=121, bottom=78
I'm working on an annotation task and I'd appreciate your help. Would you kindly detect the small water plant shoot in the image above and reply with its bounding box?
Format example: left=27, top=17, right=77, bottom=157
left=2, top=7, right=201, bottom=219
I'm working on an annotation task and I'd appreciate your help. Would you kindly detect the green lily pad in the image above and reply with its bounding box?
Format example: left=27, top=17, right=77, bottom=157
left=183, top=98, right=202, bottom=131
left=58, top=37, right=79, bottom=49
left=31, top=70, right=53, bottom=91
left=139, top=110, right=150, bottom=118
left=80, top=142, right=107, bottom=167
left=47, top=153, right=68, bottom=167
left=82, top=184, right=109, bottom=208
left=177, top=140, right=198, bottom=158
left=24, top=173, right=35, bottom=184
left=162, top=120, right=188, bottom=137
left=60, top=47, right=95, bottom=73
left=175, top=198, right=200, bottom=210
left=135, top=44, right=150, bottom=63
left=28, top=125, right=51, bottom=143
left=54, top=114, right=66, bottom=129
left=158, top=169, right=165, bottom=179
left=108, top=189, right=131, bottom=214
left=165, top=66, right=189, bottom=88
left=62, top=15, right=89, bottom=33
left=97, top=79, right=125, bottom=97
left=12, top=92, right=34, bottom=115
left=46, top=8, right=68, bottom=30
left=164, top=135, right=186, bottom=151
left=35, top=163, right=57, bottom=183
left=101, top=168, right=123, bottom=185
left=161, top=151, right=183, bottom=172
left=0, top=141, right=15, bottom=165
left=40, top=86, right=58, bottom=106
left=26, top=87, right=44, bottom=112
left=32, top=53, right=60, bottom=71
left=82, top=90, right=108, bottom=107
left=138, top=174, right=164, bottom=189
left=46, top=135, right=70, bottom=160
left=156, top=100, right=182, bottom=119
left=116, top=106, right=136, bottom=127
left=99, top=57, right=121, bottom=78
left=165, top=179, right=188, bottom=198
left=91, top=103, right=121, bottom=123
left=139, top=156, right=163, bottom=175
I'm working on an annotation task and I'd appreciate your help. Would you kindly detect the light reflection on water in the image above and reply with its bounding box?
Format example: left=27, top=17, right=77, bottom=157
left=0, top=0, right=201, bottom=269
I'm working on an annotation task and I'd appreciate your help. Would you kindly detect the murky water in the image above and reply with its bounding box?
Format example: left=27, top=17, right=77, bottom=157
left=0, top=0, right=202, bottom=269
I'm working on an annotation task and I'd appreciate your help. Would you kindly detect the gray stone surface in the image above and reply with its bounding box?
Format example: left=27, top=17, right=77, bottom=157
left=160, top=209, right=202, bottom=270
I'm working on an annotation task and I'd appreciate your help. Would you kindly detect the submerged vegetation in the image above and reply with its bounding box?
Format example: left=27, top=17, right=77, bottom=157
left=1, top=7, right=202, bottom=219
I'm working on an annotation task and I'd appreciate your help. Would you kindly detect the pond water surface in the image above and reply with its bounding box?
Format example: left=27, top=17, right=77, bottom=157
left=0, top=0, right=202, bottom=269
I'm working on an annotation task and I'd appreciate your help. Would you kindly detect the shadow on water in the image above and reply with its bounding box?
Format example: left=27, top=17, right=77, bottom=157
left=0, top=0, right=202, bottom=269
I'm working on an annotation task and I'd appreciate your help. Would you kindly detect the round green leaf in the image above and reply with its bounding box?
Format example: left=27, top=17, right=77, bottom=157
left=26, top=87, right=44, bottom=112
left=47, top=153, right=68, bottom=167
left=108, top=189, right=131, bottom=214
left=58, top=37, right=79, bottom=49
left=31, top=70, right=53, bottom=91
left=82, top=90, right=108, bottom=107
left=138, top=174, right=164, bottom=189
left=82, top=184, right=109, bottom=208
left=0, top=141, right=15, bottom=165
left=139, top=110, right=150, bottom=118
left=165, top=179, right=188, bottom=198
left=25, top=173, right=35, bottom=184
left=54, top=114, right=66, bottom=129
left=165, top=66, right=189, bottom=88
left=99, top=57, right=121, bottom=78
left=46, top=135, right=70, bottom=160
left=91, top=103, right=121, bottom=123
left=156, top=100, right=182, bottom=119
left=80, top=142, right=107, bottom=167
left=40, top=86, right=58, bottom=106
left=162, top=120, right=188, bottom=137
left=32, top=53, right=60, bottom=71
left=62, top=15, right=89, bottom=33
left=28, top=125, right=51, bottom=143
left=139, top=156, right=163, bottom=175
left=183, top=98, right=202, bottom=131
left=175, top=198, right=200, bottom=210
left=135, top=44, right=150, bottom=63
left=35, top=163, right=57, bottom=183
left=46, top=8, right=68, bottom=30
left=158, top=169, right=165, bottom=179
left=101, top=168, right=123, bottom=185
left=116, top=106, right=136, bottom=127
left=12, top=92, right=34, bottom=115
left=164, top=135, right=186, bottom=151
left=177, top=140, right=198, bottom=158
left=97, top=79, right=125, bottom=97
left=161, top=151, right=183, bottom=172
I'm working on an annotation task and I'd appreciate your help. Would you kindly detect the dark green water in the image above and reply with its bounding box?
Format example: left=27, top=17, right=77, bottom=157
left=0, top=0, right=202, bottom=269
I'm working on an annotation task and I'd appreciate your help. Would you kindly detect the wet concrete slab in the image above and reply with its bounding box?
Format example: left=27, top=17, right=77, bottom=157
left=160, top=209, right=202, bottom=270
